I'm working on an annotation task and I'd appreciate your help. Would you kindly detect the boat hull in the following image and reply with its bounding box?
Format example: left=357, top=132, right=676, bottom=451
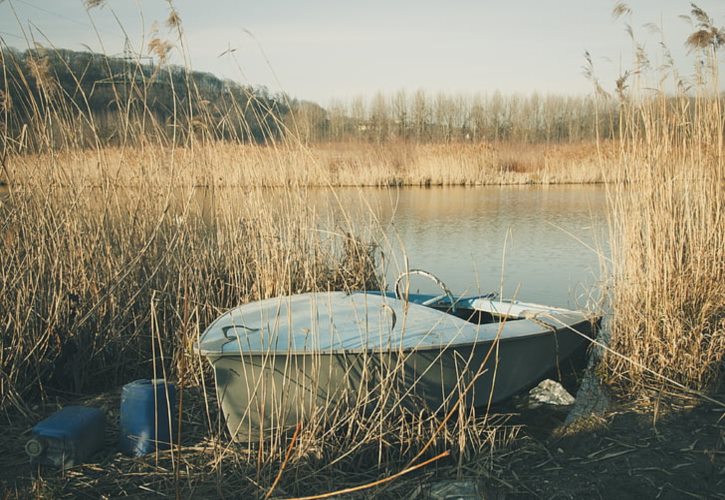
left=208, top=317, right=595, bottom=442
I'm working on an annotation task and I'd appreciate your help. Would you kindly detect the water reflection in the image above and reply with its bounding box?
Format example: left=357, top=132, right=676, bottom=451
left=309, top=185, right=608, bottom=309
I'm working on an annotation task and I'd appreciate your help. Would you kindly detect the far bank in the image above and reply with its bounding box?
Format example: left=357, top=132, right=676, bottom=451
left=2, top=140, right=614, bottom=188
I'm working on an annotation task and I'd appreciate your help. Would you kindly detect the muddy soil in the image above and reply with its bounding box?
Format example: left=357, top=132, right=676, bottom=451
left=1, top=386, right=723, bottom=499
left=478, top=393, right=725, bottom=499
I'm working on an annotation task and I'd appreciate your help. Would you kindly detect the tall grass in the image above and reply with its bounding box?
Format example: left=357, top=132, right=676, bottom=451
left=4, top=140, right=612, bottom=188
left=2, top=143, right=522, bottom=496
left=0, top=177, right=379, bottom=405
left=0, top=0, right=382, bottom=430
left=600, top=4, right=725, bottom=395
left=0, top=5, right=522, bottom=496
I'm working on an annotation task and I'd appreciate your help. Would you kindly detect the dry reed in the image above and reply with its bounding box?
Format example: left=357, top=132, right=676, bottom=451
left=599, top=3, right=725, bottom=396
left=0, top=8, right=523, bottom=498
left=3, top=1, right=723, bottom=496
left=5, top=140, right=613, bottom=188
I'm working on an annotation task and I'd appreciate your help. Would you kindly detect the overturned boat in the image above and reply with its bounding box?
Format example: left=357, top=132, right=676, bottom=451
left=197, top=271, right=599, bottom=442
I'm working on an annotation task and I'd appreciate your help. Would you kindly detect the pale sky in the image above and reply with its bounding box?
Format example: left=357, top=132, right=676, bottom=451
left=1, top=1, right=722, bottom=104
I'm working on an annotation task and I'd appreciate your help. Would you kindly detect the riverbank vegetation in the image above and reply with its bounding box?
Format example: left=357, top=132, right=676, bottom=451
left=5, top=141, right=610, bottom=188
left=0, top=6, right=525, bottom=497
left=1, top=1, right=724, bottom=497
left=600, top=3, right=725, bottom=397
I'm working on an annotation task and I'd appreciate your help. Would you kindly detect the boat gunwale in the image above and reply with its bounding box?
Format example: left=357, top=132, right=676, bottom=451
left=198, top=315, right=597, bottom=357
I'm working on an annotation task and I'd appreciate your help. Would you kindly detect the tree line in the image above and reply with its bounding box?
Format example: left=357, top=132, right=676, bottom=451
left=292, top=90, right=620, bottom=144
left=2, top=46, right=629, bottom=152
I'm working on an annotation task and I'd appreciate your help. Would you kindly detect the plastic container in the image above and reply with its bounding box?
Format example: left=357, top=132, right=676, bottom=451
left=25, top=406, right=105, bottom=469
left=119, top=379, right=177, bottom=456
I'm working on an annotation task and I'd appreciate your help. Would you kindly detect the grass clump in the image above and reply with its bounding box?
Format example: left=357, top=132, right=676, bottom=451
left=600, top=3, right=725, bottom=396
left=0, top=177, right=380, bottom=406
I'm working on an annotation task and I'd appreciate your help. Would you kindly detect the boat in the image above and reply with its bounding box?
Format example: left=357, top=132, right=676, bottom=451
left=197, top=270, right=599, bottom=442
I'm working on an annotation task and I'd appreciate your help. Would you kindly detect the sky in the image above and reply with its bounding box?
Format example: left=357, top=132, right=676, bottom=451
left=0, top=0, right=723, bottom=105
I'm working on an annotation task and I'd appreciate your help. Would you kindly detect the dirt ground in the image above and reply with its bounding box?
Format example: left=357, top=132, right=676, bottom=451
left=477, top=393, right=725, bottom=499
left=1, top=384, right=724, bottom=499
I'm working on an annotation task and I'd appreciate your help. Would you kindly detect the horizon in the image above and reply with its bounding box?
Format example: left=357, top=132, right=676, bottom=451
left=1, top=0, right=723, bottom=106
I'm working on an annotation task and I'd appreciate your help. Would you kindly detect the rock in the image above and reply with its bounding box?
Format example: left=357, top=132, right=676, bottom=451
left=529, top=379, right=575, bottom=408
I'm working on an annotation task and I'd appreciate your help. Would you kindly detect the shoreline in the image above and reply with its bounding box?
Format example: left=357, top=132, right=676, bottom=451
left=2, top=380, right=722, bottom=498
left=2, top=141, right=614, bottom=188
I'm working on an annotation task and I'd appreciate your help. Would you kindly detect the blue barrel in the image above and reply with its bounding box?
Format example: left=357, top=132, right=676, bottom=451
left=26, top=406, right=105, bottom=469
left=119, top=379, right=177, bottom=456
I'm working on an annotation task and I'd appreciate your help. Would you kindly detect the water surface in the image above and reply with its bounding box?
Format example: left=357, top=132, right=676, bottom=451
left=312, top=185, right=608, bottom=309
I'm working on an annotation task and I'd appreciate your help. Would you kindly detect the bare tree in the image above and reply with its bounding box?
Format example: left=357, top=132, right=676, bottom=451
left=392, top=89, right=408, bottom=140
left=370, top=91, right=390, bottom=143
left=411, top=89, right=429, bottom=142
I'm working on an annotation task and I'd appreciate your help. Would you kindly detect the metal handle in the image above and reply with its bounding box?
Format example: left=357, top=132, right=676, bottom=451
left=394, top=269, right=457, bottom=313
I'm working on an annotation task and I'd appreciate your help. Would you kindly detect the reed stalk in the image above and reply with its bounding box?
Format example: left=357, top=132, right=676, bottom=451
left=599, top=3, right=725, bottom=396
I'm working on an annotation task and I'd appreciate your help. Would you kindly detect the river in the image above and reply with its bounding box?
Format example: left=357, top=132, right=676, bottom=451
left=309, top=185, right=608, bottom=309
